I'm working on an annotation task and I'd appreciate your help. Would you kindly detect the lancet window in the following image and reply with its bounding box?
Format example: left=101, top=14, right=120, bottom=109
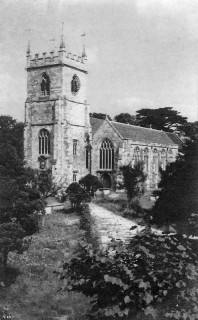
left=39, top=129, right=50, bottom=155
left=143, top=147, right=149, bottom=172
left=99, top=138, right=114, bottom=170
left=161, top=149, right=166, bottom=170
left=134, top=146, right=141, bottom=164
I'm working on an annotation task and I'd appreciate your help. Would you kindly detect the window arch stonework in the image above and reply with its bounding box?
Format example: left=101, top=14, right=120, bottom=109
left=161, top=149, right=167, bottom=170
left=99, top=138, right=114, bottom=170
left=143, top=148, right=149, bottom=172
left=39, top=129, right=50, bottom=155
left=134, top=146, right=141, bottom=164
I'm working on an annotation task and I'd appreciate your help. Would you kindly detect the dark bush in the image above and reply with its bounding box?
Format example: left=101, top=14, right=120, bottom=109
left=79, top=174, right=103, bottom=196
left=66, top=182, right=91, bottom=211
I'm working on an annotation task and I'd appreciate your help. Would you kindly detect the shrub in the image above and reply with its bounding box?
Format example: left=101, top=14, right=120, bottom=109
left=120, top=162, right=147, bottom=207
left=79, top=174, right=103, bottom=196
left=60, top=234, right=198, bottom=319
left=66, top=183, right=91, bottom=211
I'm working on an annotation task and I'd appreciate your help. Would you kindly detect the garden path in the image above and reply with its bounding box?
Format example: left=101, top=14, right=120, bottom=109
left=89, top=203, right=145, bottom=247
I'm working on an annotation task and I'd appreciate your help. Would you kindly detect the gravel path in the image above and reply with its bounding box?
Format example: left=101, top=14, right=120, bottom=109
left=89, top=203, right=145, bottom=247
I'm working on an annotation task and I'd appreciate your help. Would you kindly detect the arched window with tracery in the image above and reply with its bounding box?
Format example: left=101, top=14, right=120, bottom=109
left=99, top=138, right=114, bottom=170
left=39, top=129, right=50, bottom=155
left=160, top=149, right=166, bottom=170
left=152, top=148, right=158, bottom=172
left=41, top=72, right=50, bottom=96
left=134, top=146, right=141, bottom=164
left=143, top=147, right=149, bottom=172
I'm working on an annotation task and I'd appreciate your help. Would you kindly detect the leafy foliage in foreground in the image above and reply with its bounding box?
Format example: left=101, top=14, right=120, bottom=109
left=60, top=233, right=198, bottom=319
left=0, top=306, right=12, bottom=319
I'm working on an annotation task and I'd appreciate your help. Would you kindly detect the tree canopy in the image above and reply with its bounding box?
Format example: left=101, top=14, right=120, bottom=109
left=153, top=140, right=198, bottom=232
left=114, top=113, right=136, bottom=125
left=0, top=115, right=24, bottom=159
left=120, top=162, right=147, bottom=207
left=135, top=107, right=188, bottom=132
left=0, top=116, right=44, bottom=271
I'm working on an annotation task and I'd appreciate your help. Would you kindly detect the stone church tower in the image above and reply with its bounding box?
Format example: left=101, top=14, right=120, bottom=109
left=24, top=35, right=91, bottom=186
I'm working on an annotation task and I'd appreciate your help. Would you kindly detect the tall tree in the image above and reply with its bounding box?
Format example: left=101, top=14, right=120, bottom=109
left=153, top=140, right=198, bottom=233
left=114, top=113, right=136, bottom=125
left=120, top=162, right=147, bottom=207
left=0, top=117, right=44, bottom=272
left=0, top=115, right=24, bottom=159
left=181, top=121, right=198, bottom=140
left=135, top=107, right=187, bottom=132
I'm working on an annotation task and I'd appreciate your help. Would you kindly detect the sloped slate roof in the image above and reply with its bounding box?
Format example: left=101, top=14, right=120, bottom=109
left=90, top=117, right=105, bottom=135
left=110, top=121, right=176, bottom=145
left=165, top=132, right=184, bottom=149
left=90, top=117, right=177, bottom=146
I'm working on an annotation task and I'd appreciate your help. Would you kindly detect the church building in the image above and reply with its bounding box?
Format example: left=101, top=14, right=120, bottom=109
left=24, top=35, right=182, bottom=190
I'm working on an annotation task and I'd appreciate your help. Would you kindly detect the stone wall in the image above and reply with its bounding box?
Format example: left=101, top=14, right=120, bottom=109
left=91, top=120, right=178, bottom=190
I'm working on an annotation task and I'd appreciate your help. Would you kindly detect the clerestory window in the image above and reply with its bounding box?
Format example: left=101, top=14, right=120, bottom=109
left=39, top=129, right=50, bottom=155
left=99, top=138, right=114, bottom=170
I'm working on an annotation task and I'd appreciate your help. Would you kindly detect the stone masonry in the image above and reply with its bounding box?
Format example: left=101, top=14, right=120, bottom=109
left=24, top=37, right=181, bottom=189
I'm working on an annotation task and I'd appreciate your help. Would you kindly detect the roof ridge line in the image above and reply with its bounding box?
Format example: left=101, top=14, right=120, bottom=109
left=110, top=120, right=165, bottom=132
left=108, top=119, right=124, bottom=139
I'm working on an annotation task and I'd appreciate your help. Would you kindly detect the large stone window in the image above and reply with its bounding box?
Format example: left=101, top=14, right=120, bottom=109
left=41, top=72, right=50, bottom=96
left=99, top=138, right=114, bottom=170
left=39, top=129, right=50, bottom=155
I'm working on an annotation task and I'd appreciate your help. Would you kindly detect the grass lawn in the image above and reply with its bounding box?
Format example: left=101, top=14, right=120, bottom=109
left=0, top=211, right=91, bottom=320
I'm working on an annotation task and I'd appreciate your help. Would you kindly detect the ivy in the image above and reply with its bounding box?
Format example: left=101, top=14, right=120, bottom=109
left=59, top=233, right=198, bottom=319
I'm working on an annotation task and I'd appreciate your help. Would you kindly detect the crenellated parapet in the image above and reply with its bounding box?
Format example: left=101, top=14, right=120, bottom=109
left=27, top=49, right=87, bottom=72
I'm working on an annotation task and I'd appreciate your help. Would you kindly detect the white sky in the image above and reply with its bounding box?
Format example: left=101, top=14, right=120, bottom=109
left=0, top=0, right=198, bottom=122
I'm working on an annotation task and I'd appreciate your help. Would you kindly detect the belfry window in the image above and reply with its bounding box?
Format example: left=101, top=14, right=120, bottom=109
left=41, top=72, right=50, bottom=96
left=73, top=140, right=78, bottom=155
left=39, top=129, right=50, bottom=155
left=73, top=172, right=77, bottom=182
left=99, top=138, right=114, bottom=170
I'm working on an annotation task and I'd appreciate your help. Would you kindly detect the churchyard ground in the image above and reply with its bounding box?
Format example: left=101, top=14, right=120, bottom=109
left=0, top=193, right=198, bottom=320
left=0, top=209, right=91, bottom=320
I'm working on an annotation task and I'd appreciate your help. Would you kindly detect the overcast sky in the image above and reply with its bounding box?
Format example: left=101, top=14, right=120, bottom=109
left=0, top=0, right=198, bottom=122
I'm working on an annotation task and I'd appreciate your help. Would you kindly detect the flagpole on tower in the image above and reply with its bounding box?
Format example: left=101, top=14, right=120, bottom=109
left=25, top=28, right=33, bottom=54
left=60, top=22, right=65, bottom=49
left=81, top=32, right=87, bottom=59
